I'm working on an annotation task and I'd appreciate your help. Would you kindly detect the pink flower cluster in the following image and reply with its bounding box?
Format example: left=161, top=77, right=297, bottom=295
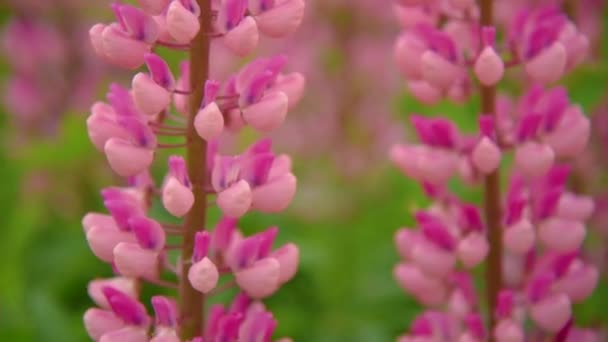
left=82, top=0, right=305, bottom=341
left=394, top=0, right=588, bottom=104
left=390, top=0, right=600, bottom=341
left=89, top=0, right=304, bottom=69
left=1, top=3, right=106, bottom=134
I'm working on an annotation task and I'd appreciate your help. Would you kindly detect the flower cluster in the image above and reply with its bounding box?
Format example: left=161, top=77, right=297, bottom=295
left=82, top=0, right=305, bottom=341
left=390, top=0, right=600, bottom=340
left=1, top=1, right=107, bottom=135
left=394, top=0, right=588, bottom=104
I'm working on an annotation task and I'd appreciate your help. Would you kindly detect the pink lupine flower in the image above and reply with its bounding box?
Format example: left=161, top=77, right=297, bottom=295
left=474, top=27, right=504, bottom=86
left=162, top=156, right=195, bottom=217
left=509, top=6, right=587, bottom=83
left=88, top=277, right=139, bottom=309
left=212, top=139, right=296, bottom=217
left=188, top=231, right=220, bottom=293
left=528, top=274, right=572, bottom=333
left=85, top=1, right=305, bottom=339
left=166, top=0, right=201, bottom=43
left=150, top=296, right=180, bottom=342
left=390, top=1, right=597, bottom=340
left=194, top=80, right=225, bottom=140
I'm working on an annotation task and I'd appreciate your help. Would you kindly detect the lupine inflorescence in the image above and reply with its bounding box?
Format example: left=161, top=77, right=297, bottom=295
left=83, top=0, right=305, bottom=341
left=391, top=0, right=600, bottom=341
left=1, top=0, right=107, bottom=135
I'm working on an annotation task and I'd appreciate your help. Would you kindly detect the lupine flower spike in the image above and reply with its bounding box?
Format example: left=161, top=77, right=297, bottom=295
left=391, top=0, right=598, bottom=341
left=84, top=0, right=305, bottom=340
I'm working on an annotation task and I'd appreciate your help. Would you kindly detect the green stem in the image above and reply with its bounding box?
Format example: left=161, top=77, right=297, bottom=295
left=179, top=0, right=212, bottom=339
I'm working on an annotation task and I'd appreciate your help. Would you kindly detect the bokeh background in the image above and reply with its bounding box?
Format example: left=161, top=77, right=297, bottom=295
left=1, top=1, right=608, bottom=341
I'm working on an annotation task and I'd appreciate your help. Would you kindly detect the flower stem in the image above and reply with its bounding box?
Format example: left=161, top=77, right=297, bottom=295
left=179, top=0, right=212, bottom=339
left=479, top=0, right=502, bottom=337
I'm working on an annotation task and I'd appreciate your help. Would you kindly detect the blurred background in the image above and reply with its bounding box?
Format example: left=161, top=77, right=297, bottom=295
left=0, top=1, right=608, bottom=341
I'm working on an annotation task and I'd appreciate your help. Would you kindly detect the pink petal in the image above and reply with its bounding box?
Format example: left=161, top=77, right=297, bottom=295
left=86, top=226, right=137, bottom=263
left=104, top=138, right=155, bottom=177
left=251, top=172, right=296, bottom=213
left=194, top=102, right=224, bottom=140
left=217, top=180, right=253, bottom=218
left=223, top=16, right=259, bottom=56
left=166, top=0, right=200, bottom=44
left=113, top=242, right=160, bottom=279
left=474, top=46, right=504, bottom=86
left=84, top=308, right=125, bottom=341
left=235, top=257, right=280, bottom=298
left=162, top=177, right=194, bottom=217
left=525, top=42, right=567, bottom=84
left=242, top=91, right=288, bottom=133
left=270, top=243, right=299, bottom=284
left=188, top=257, right=219, bottom=293
left=102, top=25, right=150, bottom=69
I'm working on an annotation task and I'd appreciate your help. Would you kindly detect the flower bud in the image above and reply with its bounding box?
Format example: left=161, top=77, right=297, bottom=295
left=556, top=193, right=595, bottom=221
left=538, top=218, right=585, bottom=252
left=101, top=25, right=150, bottom=69
left=132, top=72, right=171, bottom=115
left=394, top=263, right=447, bottom=306
left=235, top=257, right=280, bottom=298
left=251, top=172, right=297, bottom=213
left=224, top=16, right=259, bottom=56
left=86, top=226, right=137, bottom=262
left=90, top=24, right=107, bottom=57
left=514, top=142, right=554, bottom=179
left=544, top=106, right=590, bottom=158
left=188, top=257, right=219, bottom=293
left=87, top=102, right=131, bottom=151
left=162, top=177, right=195, bottom=217
left=553, top=264, right=598, bottom=302
left=130, top=216, right=166, bottom=250
left=82, top=212, right=117, bottom=234
left=166, top=0, right=200, bottom=43
left=504, top=220, right=535, bottom=255
left=474, top=46, right=504, bottom=86
left=255, top=0, right=305, bottom=38
left=242, top=91, right=289, bottom=133
left=104, top=138, right=154, bottom=177
left=270, top=243, right=299, bottom=284
left=530, top=293, right=572, bottom=333
left=411, top=239, right=456, bottom=278
left=88, top=277, right=139, bottom=309
left=421, top=50, right=459, bottom=89
left=525, top=42, right=567, bottom=84
left=418, top=149, right=459, bottom=185
left=217, top=179, right=253, bottom=218
left=144, top=53, right=175, bottom=89
left=113, top=242, right=160, bottom=279
left=194, top=102, right=224, bottom=140
left=457, top=233, right=489, bottom=269
left=151, top=296, right=178, bottom=328
left=471, top=137, right=501, bottom=174
left=267, top=73, right=305, bottom=110
left=84, top=308, right=125, bottom=341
